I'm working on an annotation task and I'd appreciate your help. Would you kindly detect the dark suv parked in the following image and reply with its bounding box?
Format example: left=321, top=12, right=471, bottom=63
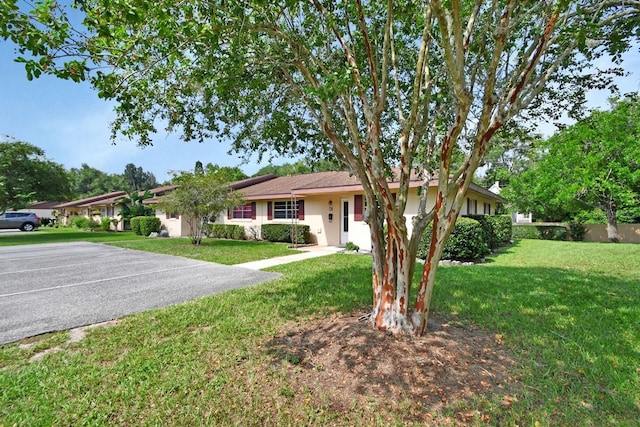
left=0, top=212, right=41, bottom=231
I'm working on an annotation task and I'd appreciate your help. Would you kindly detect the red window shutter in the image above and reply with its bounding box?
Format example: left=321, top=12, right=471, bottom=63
left=227, top=208, right=232, bottom=220
left=354, top=195, right=363, bottom=221
left=251, top=202, right=257, bottom=220
left=267, top=201, right=273, bottom=220
left=166, top=212, right=170, bottom=219
left=175, top=214, right=180, bottom=219
left=298, top=200, right=305, bottom=220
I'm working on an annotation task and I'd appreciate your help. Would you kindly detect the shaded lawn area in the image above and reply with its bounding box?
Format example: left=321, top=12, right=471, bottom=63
left=0, top=240, right=638, bottom=425
left=0, top=227, right=298, bottom=264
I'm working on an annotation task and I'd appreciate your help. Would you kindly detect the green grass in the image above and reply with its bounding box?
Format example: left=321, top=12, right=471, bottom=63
left=106, top=238, right=297, bottom=264
left=0, top=227, right=143, bottom=245
left=0, top=227, right=297, bottom=264
left=430, top=240, right=640, bottom=425
left=1, top=239, right=638, bottom=425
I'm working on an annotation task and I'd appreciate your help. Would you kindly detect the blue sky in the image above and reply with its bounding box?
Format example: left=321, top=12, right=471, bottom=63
left=1, top=39, right=638, bottom=183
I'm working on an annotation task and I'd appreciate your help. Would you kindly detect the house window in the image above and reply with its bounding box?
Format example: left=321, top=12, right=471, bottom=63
left=354, top=195, right=363, bottom=221
left=268, top=200, right=304, bottom=220
left=483, top=202, right=491, bottom=215
left=230, top=203, right=256, bottom=219
left=166, top=212, right=180, bottom=219
left=274, top=201, right=297, bottom=219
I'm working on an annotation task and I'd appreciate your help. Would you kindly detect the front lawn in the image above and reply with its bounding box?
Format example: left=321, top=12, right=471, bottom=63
left=0, top=227, right=143, bottom=245
left=1, top=240, right=638, bottom=425
left=107, top=238, right=298, bottom=265
left=0, top=227, right=297, bottom=264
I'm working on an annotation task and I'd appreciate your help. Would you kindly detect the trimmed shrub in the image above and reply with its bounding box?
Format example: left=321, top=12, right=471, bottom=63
left=206, top=224, right=246, bottom=240
left=261, top=223, right=311, bottom=244
left=140, top=216, right=161, bottom=236
left=465, top=214, right=513, bottom=249
left=489, top=215, right=513, bottom=246
left=40, top=217, right=54, bottom=227
left=130, top=217, right=142, bottom=235
left=86, top=218, right=100, bottom=231
left=568, top=220, right=587, bottom=241
left=70, top=216, right=87, bottom=229
left=465, top=215, right=498, bottom=250
left=345, top=241, right=360, bottom=252
left=512, top=224, right=567, bottom=241
left=100, top=217, right=112, bottom=231
left=417, top=217, right=491, bottom=262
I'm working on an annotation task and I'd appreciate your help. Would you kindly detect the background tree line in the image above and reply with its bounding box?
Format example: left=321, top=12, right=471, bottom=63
left=0, top=137, right=345, bottom=213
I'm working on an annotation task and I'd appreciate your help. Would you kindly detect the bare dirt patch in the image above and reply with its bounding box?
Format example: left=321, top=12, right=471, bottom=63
left=266, top=311, right=519, bottom=424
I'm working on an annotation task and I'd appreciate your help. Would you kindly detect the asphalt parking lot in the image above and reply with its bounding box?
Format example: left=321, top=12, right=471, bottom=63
left=0, top=242, right=281, bottom=345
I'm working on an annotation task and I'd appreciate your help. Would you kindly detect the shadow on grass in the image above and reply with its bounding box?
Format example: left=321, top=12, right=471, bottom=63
left=255, top=254, right=638, bottom=421
left=431, top=264, right=639, bottom=420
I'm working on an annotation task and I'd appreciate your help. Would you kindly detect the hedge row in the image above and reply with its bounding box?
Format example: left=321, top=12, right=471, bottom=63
left=466, top=214, right=512, bottom=249
left=205, top=224, right=246, bottom=240
left=512, top=224, right=567, bottom=241
left=131, top=216, right=161, bottom=236
left=417, top=215, right=512, bottom=262
left=261, top=223, right=311, bottom=244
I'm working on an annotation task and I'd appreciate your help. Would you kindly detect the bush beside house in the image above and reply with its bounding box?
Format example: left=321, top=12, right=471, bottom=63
left=130, top=216, right=161, bottom=236
left=205, top=224, right=246, bottom=240
left=415, top=215, right=512, bottom=262
left=261, top=224, right=311, bottom=244
left=512, top=224, right=567, bottom=241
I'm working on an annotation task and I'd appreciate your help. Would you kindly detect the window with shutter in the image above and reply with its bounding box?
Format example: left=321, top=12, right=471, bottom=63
left=354, top=194, right=363, bottom=221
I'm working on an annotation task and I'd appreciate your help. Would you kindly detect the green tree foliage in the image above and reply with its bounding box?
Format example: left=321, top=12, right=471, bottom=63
left=156, top=172, right=244, bottom=245
left=0, top=139, right=71, bottom=213
left=68, top=163, right=127, bottom=198
left=115, top=189, right=155, bottom=223
left=478, top=124, right=540, bottom=189
left=123, top=163, right=158, bottom=192
left=203, top=163, right=248, bottom=183
left=253, top=159, right=341, bottom=177
left=2, top=1, right=638, bottom=335
left=505, top=96, right=640, bottom=242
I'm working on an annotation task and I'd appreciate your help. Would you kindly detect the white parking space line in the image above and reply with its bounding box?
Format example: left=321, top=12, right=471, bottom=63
left=0, top=258, right=157, bottom=276
left=0, top=263, right=208, bottom=298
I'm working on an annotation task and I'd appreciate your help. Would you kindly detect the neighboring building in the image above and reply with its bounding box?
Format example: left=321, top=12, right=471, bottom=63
left=56, top=191, right=127, bottom=228
left=17, top=201, right=64, bottom=219
left=212, top=171, right=504, bottom=251
left=56, top=186, right=178, bottom=230
left=57, top=173, right=503, bottom=248
left=488, top=181, right=532, bottom=224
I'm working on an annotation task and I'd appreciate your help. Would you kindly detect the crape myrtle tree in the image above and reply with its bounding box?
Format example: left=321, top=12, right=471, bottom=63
left=2, top=1, right=638, bottom=335
left=505, top=96, right=640, bottom=242
left=155, top=171, right=244, bottom=245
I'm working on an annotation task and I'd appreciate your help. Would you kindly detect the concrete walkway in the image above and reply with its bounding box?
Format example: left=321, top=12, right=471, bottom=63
left=236, top=245, right=344, bottom=270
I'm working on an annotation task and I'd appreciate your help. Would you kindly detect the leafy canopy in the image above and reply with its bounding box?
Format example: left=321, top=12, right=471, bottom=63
left=0, top=139, right=71, bottom=213
left=505, top=96, right=640, bottom=223
left=2, top=0, right=639, bottom=334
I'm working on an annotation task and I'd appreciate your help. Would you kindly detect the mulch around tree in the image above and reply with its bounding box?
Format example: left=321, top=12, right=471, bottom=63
left=266, top=311, right=520, bottom=425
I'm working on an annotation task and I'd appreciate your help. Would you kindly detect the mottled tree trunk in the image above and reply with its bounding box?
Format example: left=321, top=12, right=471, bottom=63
left=604, top=198, right=619, bottom=243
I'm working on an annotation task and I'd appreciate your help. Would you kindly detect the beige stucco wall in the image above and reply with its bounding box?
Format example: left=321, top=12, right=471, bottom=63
left=584, top=224, right=640, bottom=243
left=156, top=211, right=191, bottom=237
left=221, top=195, right=345, bottom=246
left=221, top=187, right=500, bottom=251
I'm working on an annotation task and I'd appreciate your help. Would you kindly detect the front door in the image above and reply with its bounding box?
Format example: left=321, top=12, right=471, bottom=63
left=340, top=198, right=349, bottom=245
